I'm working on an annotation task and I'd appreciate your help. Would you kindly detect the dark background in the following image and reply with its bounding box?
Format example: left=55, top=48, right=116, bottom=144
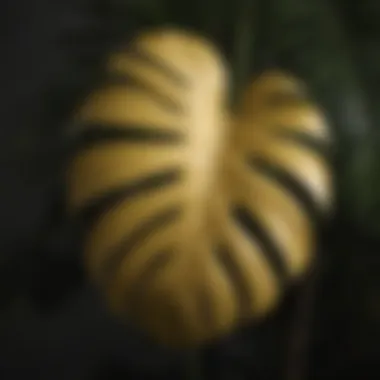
left=1, top=0, right=380, bottom=379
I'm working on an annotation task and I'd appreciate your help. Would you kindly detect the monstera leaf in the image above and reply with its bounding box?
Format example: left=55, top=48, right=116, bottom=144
left=253, top=0, right=380, bottom=234
left=67, top=29, right=332, bottom=347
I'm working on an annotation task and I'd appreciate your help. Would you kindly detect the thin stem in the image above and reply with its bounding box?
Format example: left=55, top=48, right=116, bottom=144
left=284, top=259, right=321, bottom=380
left=184, top=350, right=204, bottom=380
left=231, top=0, right=255, bottom=108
